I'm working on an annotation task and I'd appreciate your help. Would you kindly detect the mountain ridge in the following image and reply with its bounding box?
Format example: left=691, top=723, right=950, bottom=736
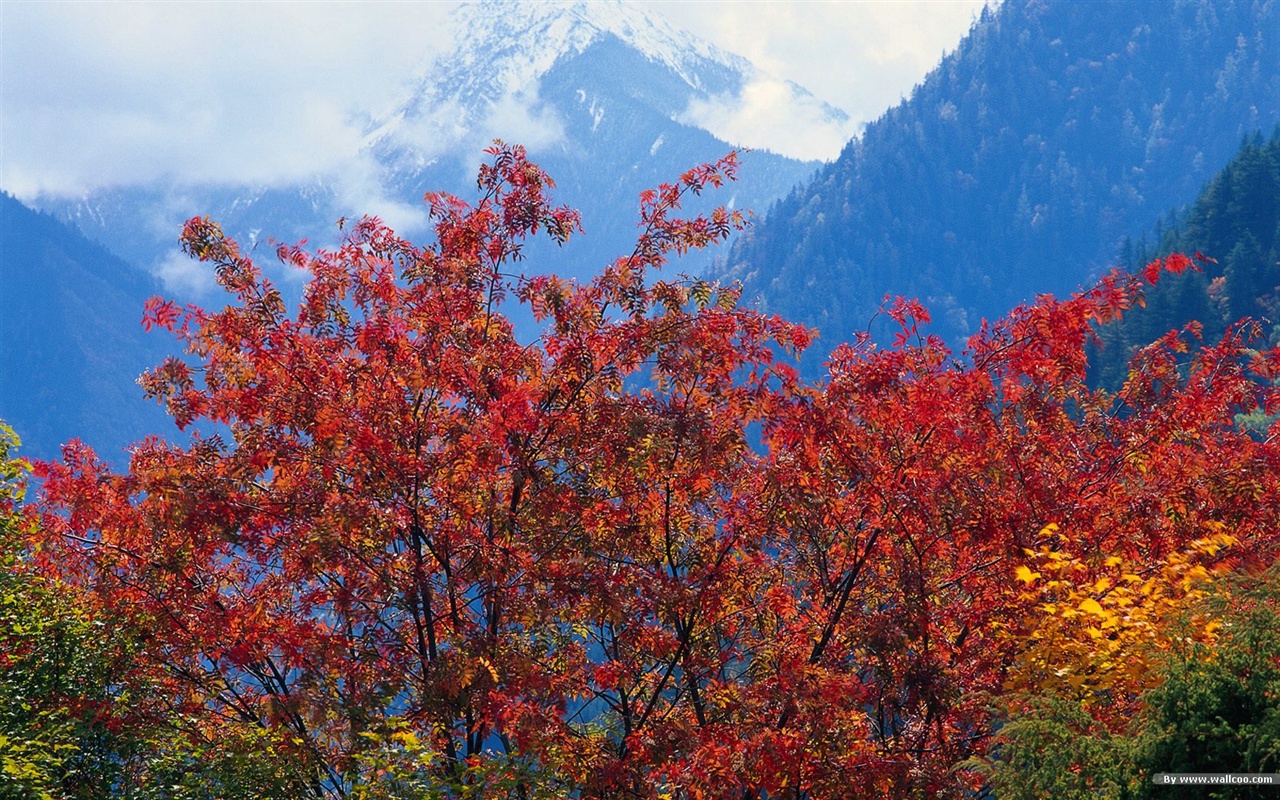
left=723, top=0, right=1280, bottom=353
left=0, top=192, right=175, bottom=463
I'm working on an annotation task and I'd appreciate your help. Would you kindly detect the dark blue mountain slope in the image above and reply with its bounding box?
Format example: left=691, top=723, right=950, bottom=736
left=724, top=0, right=1279, bottom=352
left=1, top=192, right=175, bottom=462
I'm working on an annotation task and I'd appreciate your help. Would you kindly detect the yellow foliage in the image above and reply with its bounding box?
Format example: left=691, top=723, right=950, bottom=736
left=1004, top=523, right=1237, bottom=715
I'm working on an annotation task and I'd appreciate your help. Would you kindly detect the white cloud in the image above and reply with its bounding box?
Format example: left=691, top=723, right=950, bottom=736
left=376, top=85, right=566, bottom=166
left=328, top=152, right=431, bottom=237
left=357, top=82, right=567, bottom=227
left=640, top=0, right=988, bottom=132
left=1, top=0, right=988, bottom=198
left=679, top=77, right=859, bottom=162
left=475, top=90, right=567, bottom=154
left=153, top=248, right=218, bottom=299
left=368, top=97, right=471, bottom=170
left=1, top=1, right=455, bottom=198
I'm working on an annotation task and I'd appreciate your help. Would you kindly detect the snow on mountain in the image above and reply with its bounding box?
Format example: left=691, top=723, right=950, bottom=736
left=346, top=0, right=838, bottom=287
left=367, top=0, right=851, bottom=165
left=436, top=0, right=749, bottom=100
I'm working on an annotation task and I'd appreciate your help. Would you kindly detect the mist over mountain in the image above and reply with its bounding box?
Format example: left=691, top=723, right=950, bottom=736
left=722, top=0, right=1279, bottom=352
left=34, top=0, right=833, bottom=299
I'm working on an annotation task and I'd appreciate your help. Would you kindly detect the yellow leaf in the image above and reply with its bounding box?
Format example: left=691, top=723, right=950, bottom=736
left=1078, top=597, right=1106, bottom=616
left=1015, top=565, right=1041, bottom=584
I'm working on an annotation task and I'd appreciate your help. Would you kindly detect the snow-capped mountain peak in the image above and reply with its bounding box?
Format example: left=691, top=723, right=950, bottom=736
left=366, top=0, right=852, bottom=165
left=441, top=0, right=751, bottom=100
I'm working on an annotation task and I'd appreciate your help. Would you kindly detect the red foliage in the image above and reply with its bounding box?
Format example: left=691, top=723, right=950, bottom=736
left=28, top=144, right=1280, bottom=798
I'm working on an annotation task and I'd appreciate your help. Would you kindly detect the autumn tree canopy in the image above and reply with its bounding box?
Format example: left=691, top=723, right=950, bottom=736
left=21, top=144, right=1280, bottom=798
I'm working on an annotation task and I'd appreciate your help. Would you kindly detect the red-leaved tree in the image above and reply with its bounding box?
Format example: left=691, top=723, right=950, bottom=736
left=29, top=145, right=1280, bottom=798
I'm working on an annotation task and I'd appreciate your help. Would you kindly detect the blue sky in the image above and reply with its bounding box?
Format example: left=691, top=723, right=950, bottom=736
left=1, top=0, right=986, bottom=198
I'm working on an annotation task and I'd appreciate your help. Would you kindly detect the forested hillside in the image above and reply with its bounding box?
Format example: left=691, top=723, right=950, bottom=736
left=723, top=0, right=1279, bottom=349
left=0, top=193, right=173, bottom=462
left=1091, top=129, right=1280, bottom=389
